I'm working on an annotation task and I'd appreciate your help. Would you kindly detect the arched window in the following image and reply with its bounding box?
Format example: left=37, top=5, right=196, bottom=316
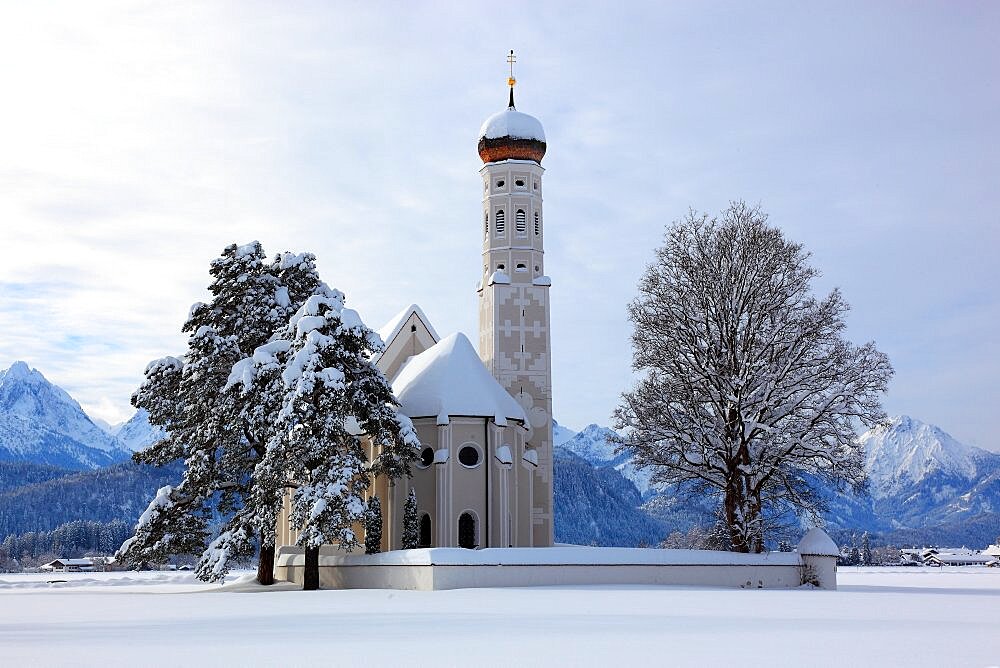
left=534, top=211, right=540, bottom=236
left=515, top=209, right=526, bottom=236
left=484, top=211, right=489, bottom=239
left=419, top=513, right=432, bottom=547
left=458, top=512, right=477, bottom=549
left=495, top=209, right=505, bottom=236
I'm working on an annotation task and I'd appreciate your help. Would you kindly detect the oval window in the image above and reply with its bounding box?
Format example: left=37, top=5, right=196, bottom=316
left=417, top=447, right=434, bottom=468
left=496, top=180, right=505, bottom=188
left=515, top=179, right=525, bottom=187
left=458, top=445, right=481, bottom=467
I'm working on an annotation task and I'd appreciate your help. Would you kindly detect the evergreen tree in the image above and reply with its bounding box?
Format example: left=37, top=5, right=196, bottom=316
left=849, top=546, right=861, bottom=566
left=861, top=531, right=872, bottom=566
left=365, top=495, right=383, bottom=555
left=118, top=243, right=324, bottom=584
left=402, top=488, right=419, bottom=549
left=230, top=286, right=418, bottom=589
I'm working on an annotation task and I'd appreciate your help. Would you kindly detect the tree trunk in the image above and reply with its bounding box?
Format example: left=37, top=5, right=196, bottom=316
left=724, top=480, right=750, bottom=553
left=257, top=535, right=275, bottom=586
left=303, top=546, right=320, bottom=591
left=748, top=493, right=765, bottom=553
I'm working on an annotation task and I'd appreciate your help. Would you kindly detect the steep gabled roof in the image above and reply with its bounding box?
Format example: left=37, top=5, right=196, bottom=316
left=377, top=304, right=439, bottom=350
left=391, top=333, right=527, bottom=426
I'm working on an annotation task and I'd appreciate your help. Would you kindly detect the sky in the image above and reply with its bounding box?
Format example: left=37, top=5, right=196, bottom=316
left=0, top=1, right=997, bottom=450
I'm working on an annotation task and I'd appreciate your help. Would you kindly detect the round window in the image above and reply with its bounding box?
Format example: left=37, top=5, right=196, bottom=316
left=515, top=179, right=525, bottom=187
left=496, top=180, right=505, bottom=188
left=418, top=447, right=434, bottom=468
left=458, top=445, right=481, bottom=467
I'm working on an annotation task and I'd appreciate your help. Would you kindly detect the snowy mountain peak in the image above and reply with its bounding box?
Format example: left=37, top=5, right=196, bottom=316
left=0, top=361, right=131, bottom=469
left=562, top=424, right=620, bottom=465
left=861, top=415, right=985, bottom=497
left=1, top=362, right=85, bottom=422
left=3, top=360, right=34, bottom=379
left=115, top=409, right=166, bottom=452
left=552, top=420, right=577, bottom=447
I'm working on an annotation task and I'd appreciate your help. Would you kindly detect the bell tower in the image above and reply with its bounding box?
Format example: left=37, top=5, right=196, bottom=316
left=476, top=51, right=553, bottom=547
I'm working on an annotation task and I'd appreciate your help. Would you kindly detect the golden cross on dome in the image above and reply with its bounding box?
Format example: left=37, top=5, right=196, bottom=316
left=507, top=50, right=517, bottom=88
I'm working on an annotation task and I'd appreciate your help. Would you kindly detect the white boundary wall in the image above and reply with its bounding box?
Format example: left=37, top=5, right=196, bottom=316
left=276, top=531, right=839, bottom=590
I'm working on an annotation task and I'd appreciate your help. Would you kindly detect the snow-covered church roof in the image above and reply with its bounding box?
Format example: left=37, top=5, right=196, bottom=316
left=392, top=333, right=527, bottom=427
left=478, top=107, right=546, bottom=143
left=377, top=303, right=439, bottom=350
left=477, top=87, right=547, bottom=164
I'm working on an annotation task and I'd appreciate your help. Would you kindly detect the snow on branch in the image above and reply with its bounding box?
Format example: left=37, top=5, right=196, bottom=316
left=615, top=202, right=892, bottom=553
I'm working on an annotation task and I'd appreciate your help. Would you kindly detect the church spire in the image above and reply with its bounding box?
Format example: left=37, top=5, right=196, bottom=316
left=507, top=49, right=516, bottom=109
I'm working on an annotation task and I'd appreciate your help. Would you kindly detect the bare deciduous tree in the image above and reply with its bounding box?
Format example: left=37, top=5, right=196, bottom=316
left=614, top=202, right=892, bottom=552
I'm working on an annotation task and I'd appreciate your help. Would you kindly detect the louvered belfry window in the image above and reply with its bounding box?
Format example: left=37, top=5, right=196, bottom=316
left=515, top=209, right=527, bottom=236
left=495, top=209, right=505, bottom=236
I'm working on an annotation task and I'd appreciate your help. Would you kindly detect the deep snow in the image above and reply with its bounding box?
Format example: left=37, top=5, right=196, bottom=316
left=1, top=567, right=998, bottom=666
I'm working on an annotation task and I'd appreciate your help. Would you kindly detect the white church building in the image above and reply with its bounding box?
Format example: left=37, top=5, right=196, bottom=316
left=274, top=61, right=841, bottom=590
left=276, top=66, right=555, bottom=553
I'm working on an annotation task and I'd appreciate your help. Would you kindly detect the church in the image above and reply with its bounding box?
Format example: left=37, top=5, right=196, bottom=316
left=275, top=61, right=555, bottom=553
left=272, top=60, right=841, bottom=592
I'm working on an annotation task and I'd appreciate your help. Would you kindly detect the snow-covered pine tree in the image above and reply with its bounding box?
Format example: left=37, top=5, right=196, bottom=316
left=120, top=242, right=324, bottom=584
left=861, top=532, right=872, bottom=566
left=614, top=203, right=892, bottom=552
left=231, top=286, right=419, bottom=589
left=849, top=546, right=861, bottom=566
left=365, top=495, right=383, bottom=555
left=402, top=488, right=419, bottom=549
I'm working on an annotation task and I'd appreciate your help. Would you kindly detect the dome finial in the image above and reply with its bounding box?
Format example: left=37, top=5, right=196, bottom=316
left=507, top=49, right=516, bottom=109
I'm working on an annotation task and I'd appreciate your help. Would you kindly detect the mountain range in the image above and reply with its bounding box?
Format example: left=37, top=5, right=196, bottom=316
left=1, top=360, right=998, bottom=550
left=0, top=362, right=165, bottom=472
left=555, top=417, right=1000, bottom=548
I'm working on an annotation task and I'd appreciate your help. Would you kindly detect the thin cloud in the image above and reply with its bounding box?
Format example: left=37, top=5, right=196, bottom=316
left=0, top=2, right=997, bottom=450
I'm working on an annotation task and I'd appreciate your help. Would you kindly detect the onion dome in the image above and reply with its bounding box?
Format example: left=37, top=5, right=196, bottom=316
left=478, top=55, right=546, bottom=164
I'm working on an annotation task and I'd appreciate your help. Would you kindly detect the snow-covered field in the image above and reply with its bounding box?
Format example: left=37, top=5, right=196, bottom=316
left=1, top=567, right=998, bottom=667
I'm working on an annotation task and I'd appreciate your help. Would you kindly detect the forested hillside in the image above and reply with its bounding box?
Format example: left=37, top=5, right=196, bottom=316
left=553, top=446, right=665, bottom=546
left=0, top=460, right=181, bottom=538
